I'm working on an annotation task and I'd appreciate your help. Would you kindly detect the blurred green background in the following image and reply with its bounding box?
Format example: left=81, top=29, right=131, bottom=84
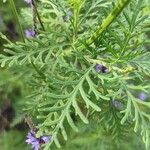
left=0, top=1, right=30, bottom=150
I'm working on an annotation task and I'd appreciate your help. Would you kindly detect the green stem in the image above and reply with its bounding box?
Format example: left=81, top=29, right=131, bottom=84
left=36, top=9, right=45, bottom=31
left=73, top=9, right=78, bottom=41
left=33, top=0, right=45, bottom=31
left=78, top=0, right=131, bottom=51
left=9, top=0, right=25, bottom=42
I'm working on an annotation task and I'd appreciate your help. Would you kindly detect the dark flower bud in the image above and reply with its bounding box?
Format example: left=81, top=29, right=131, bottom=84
left=112, top=99, right=123, bottom=109
left=96, top=64, right=109, bottom=73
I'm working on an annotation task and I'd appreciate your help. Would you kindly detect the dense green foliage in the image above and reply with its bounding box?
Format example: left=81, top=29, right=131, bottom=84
left=0, top=0, right=150, bottom=150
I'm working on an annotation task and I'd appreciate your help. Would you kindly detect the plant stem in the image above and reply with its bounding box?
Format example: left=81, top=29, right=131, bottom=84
left=62, top=0, right=131, bottom=57
left=9, top=0, right=25, bottom=42
left=78, top=0, right=131, bottom=51
left=36, top=8, right=45, bottom=31
left=33, top=0, right=45, bottom=31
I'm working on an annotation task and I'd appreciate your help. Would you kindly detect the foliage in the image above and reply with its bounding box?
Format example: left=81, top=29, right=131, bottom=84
left=0, top=0, right=150, bottom=150
left=0, top=130, right=29, bottom=150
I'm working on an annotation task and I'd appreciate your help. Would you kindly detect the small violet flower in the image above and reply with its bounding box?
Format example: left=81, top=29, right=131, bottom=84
left=26, top=130, right=52, bottom=150
left=96, top=64, right=109, bottom=73
left=63, top=10, right=73, bottom=22
left=24, top=0, right=32, bottom=4
left=138, top=92, right=147, bottom=101
left=25, top=28, right=36, bottom=38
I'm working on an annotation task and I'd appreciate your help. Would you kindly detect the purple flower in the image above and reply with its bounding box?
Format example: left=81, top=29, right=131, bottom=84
left=26, top=130, right=52, bottom=150
left=96, top=64, right=109, bottom=73
left=24, top=0, right=32, bottom=4
left=26, top=130, right=40, bottom=150
left=138, top=92, right=147, bottom=101
left=25, top=28, right=36, bottom=38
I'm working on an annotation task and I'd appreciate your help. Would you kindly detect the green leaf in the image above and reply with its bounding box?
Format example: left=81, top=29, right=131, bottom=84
left=73, top=100, right=89, bottom=124
left=79, top=86, right=101, bottom=111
